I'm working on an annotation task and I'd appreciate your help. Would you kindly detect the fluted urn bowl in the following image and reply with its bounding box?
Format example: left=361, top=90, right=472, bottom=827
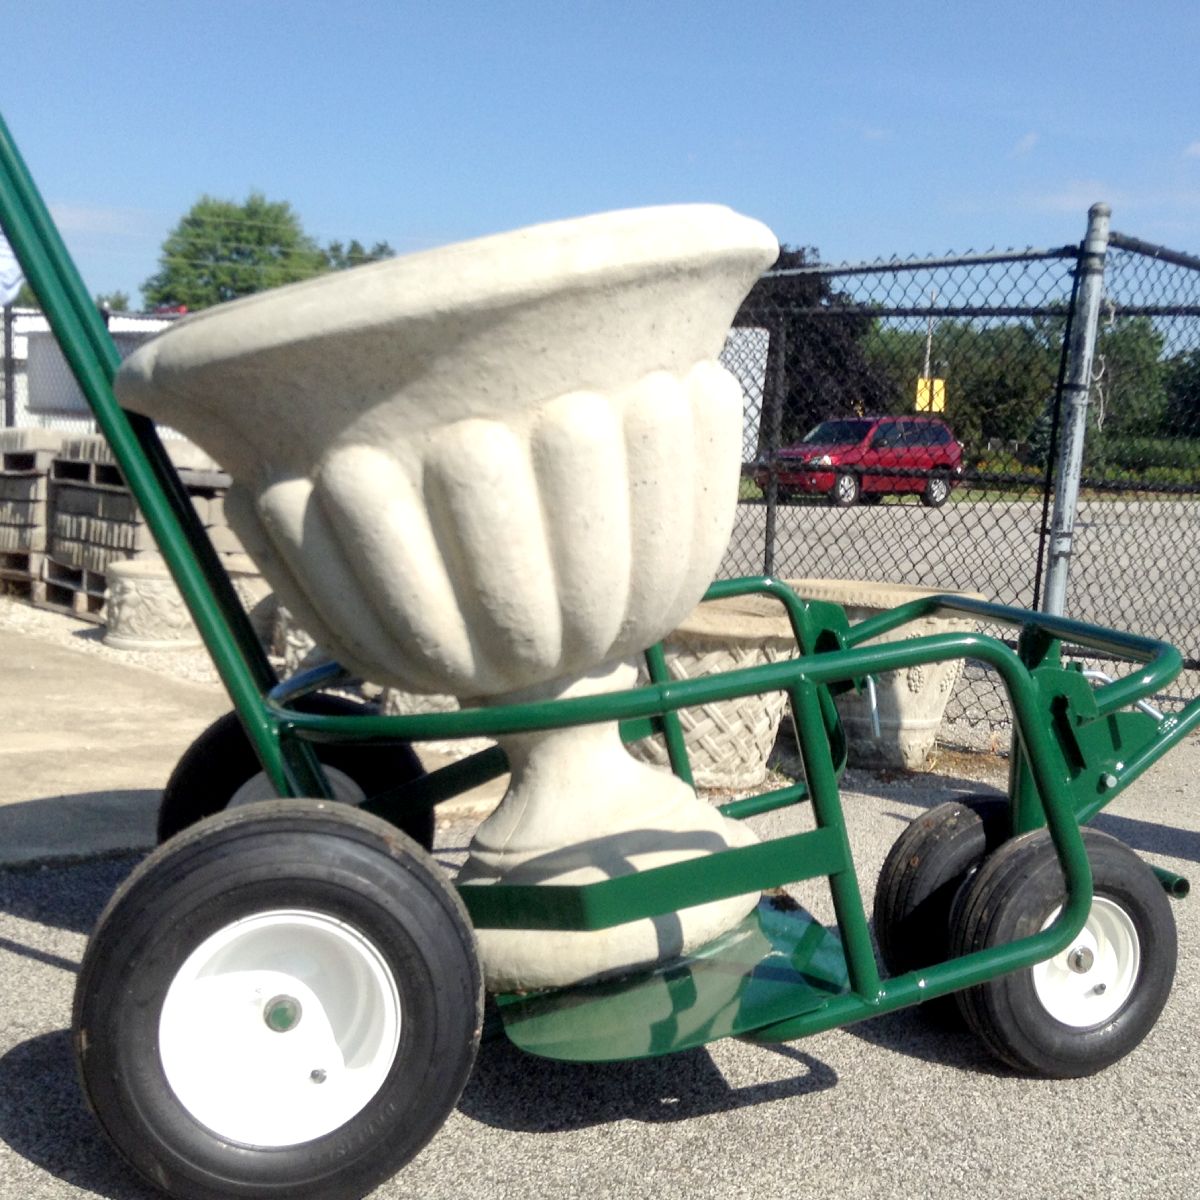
left=118, top=205, right=776, bottom=697
left=117, top=204, right=779, bottom=990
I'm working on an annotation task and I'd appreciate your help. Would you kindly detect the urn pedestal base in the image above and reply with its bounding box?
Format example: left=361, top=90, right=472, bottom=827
left=457, top=663, right=759, bottom=992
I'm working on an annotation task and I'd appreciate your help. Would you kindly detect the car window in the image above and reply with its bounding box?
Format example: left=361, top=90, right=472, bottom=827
left=803, top=419, right=874, bottom=444
left=907, top=423, right=949, bottom=446
left=871, top=422, right=902, bottom=448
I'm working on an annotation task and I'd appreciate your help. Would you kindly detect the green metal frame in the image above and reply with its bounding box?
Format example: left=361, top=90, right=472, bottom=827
left=3, top=109, right=1195, bottom=1064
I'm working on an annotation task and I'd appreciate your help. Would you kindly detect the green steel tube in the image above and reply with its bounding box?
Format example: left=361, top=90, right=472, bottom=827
left=643, top=642, right=694, bottom=787
left=789, top=679, right=883, bottom=1001
left=1153, top=866, right=1190, bottom=898
left=718, top=779, right=811, bottom=819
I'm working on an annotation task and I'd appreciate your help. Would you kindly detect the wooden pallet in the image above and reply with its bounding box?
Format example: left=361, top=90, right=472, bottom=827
left=0, top=575, right=47, bottom=604
left=0, top=548, right=46, bottom=579
left=30, top=556, right=108, bottom=623
left=35, top=582, right=105, bottom=622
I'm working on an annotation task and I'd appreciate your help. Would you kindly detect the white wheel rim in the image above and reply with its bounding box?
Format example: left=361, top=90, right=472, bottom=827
left=159, top=909, right=401, bottom=1147
left=836, top=476, right=855, bottom=501
left=929, top=478, right=948, bottom=502
left=229, top=765, right=365, bottom=808
left=1032, top=897, right=1140, bottom=1027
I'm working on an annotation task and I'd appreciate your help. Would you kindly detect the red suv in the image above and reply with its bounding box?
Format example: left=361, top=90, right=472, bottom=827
left=758, top=415, right=964, bottom=507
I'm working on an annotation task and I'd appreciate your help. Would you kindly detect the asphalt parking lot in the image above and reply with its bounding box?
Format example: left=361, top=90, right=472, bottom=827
left=1, top=612, right=1199, bottom=1199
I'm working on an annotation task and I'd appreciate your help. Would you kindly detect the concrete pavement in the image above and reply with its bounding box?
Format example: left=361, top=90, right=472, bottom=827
left=1, top=614, right=1199, bottom=1199
left=0, top=627, right=228, bottom=864
left=0, top=623, right=505, bottom=865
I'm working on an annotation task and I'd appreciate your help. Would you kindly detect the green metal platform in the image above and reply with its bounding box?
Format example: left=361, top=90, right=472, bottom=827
left=497, top=897, right=849, bottom=1062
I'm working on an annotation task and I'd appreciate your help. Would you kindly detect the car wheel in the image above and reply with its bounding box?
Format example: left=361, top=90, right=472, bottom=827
left=830, top=472, right=859, bottom=507
left=158, top=697, right=433, bottom=850
left=74, top=801, right=483, bottom=1199
left=951, top=827, right=1176, bottom=1077
left=922, top=472, right=951, bottom=507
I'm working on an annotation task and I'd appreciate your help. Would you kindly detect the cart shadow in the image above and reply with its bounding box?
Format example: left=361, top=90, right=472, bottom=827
left=1091, top=811, right=1200, bottom=864
left=0, top=1029, right=158, bottom=1200
left=851, top=777, right=1200, bottom=866
left=0, top=851, right=141, bottom=935
left=839, top=1008, right=1014, bottom=1074
left=459, top=1033, right=837, bottom=1132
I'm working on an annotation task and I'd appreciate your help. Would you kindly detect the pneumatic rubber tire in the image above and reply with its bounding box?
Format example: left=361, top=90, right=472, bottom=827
left=157, top=695, right=433, bottom=849
left=951, top=827, right=1176, bottom=1077
left=830, top=472, right=859, bottom=507
left=74, top=800, right=483, bottom=1200
left=873, top=796, right=1008, bottom=977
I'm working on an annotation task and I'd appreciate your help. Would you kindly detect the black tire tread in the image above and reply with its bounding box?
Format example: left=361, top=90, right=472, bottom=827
left=950, top=827, right=1177, bottom=1077
left=158, top=696, right=432, bottom=848
left=74, top=800, right=481, bottom=1200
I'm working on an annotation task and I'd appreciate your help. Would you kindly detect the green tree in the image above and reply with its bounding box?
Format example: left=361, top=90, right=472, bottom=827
left=323, top=238, right=395, bottom=270
left=1165, top=347, right=1200, bottom=436
left=864, top=318, right=1061, bottom=459
left=735, top=245, right=894, bottom=449
left=1089, top=316, right=1167, bottom=439
left=142, top=193, right=329, bottom=310
left=95, top=290, right=130, bottom=312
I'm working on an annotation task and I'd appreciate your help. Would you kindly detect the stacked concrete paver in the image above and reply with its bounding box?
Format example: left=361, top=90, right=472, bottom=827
left=0, top=429, right=63, bottom=603
left=40, top=434, right=249, bottom=621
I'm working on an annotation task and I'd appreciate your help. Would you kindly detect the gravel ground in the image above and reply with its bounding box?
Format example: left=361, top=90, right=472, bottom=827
left=0, top=596, right=223, bottom=688
left=2, top=767, right=1197, bottom=1200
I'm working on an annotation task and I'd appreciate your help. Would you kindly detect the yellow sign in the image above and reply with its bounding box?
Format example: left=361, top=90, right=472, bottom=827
left=916, top=378, right=945, bottom=412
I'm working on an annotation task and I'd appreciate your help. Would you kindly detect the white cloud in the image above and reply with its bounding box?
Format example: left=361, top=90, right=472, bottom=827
left=1010, top=132, right=1039, bottom=158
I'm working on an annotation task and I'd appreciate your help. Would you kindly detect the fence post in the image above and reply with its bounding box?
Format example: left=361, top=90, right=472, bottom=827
left=760, top=320, right=785, bottom=576
left=2, top=303, right=13, bottom=427
left=1042, top=202, right=1110, bottom=616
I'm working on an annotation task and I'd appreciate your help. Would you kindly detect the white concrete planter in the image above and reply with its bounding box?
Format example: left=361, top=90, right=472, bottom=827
left=629, top=594, right=796, bottom=789
left=785, top=579, right=981, bottom=770
left=116, top=205, right=778, bottom=990
left=104, top=557, right=273, bottom=652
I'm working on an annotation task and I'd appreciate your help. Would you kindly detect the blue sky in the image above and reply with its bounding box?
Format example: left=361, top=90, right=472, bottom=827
left=5, top=0, right=1199, bottom=306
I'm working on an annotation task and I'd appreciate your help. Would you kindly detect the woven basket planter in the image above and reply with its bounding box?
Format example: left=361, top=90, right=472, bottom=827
left=627, top=594, right=796, bottom=789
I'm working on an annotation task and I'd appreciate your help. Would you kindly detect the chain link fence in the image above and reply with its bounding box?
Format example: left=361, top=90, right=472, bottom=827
left=718, top=212, right=1200, bottom=726
left=5, top=206, right=1200, bottom=732
left=1064, top=234, right=1200, bottom=672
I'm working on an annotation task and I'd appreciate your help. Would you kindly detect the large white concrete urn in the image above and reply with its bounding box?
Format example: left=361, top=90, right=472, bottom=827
left=116, top=205, right=779, bottom=991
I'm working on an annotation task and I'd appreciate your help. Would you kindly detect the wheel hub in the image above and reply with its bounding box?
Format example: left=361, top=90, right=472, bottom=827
left=1067, top=946, right=1095, bottom=974
left=1032, top=897, right=1140, bottom=1027
left=159, top=909, right=402, bottom=1147
left=264, top=994, right=303, bottom=1032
